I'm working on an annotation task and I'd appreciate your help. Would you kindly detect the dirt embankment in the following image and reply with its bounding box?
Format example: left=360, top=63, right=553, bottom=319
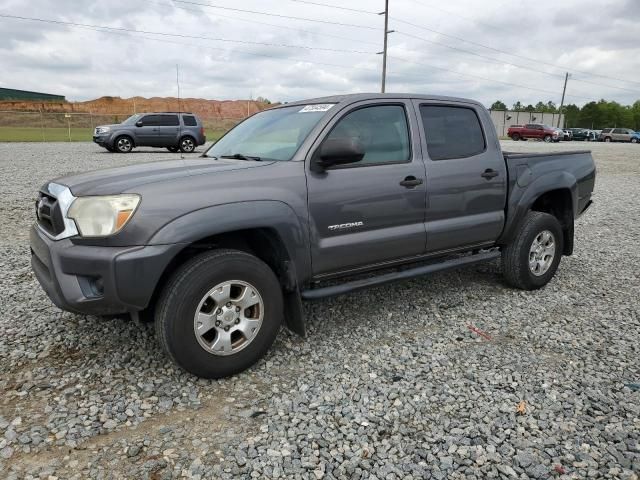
left=0, top=96, right=271, bottom=118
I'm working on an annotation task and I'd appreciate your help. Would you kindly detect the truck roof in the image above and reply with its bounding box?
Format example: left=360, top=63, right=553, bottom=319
left=279, top=93, right=486, bottom=110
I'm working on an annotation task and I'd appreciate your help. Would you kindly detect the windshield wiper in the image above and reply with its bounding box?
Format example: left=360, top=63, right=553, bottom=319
left=220, top=153, right=261, bottom=161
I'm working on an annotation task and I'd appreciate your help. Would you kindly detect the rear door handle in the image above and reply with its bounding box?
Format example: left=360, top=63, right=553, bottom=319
left=399, top=176, right=423, bottom=188
left=481, top=169, right=499, bottom=180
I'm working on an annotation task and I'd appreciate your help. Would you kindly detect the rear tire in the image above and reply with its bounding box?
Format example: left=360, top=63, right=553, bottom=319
left=502, top=211, right=563, bottom=290
left=604, top=137, right=612, bottom=143
left=511, top=133, right=520, bottom=141
left=179, top=136, right=196, bottom=153
left=155, top=249, right=283, bottom=378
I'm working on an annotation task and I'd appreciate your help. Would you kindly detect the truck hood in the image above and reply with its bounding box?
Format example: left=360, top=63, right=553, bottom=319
left=52, top=157, right=273, bottom=196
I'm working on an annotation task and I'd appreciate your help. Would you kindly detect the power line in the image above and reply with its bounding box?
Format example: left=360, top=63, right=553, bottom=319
left=143, top=0, right=380, bottom=46
left=170, top=0, right=379, bottom=29
left=388, top=55, right=593, bottom=101
left=395, top=30, right=639, bottom=95
left=409, top=0, right=501, bottom=30
left=391, top=16, right=640, bottom=87
left=289, top=0, right=379, bottom=15
left=0, top=14, right=377, bottom=54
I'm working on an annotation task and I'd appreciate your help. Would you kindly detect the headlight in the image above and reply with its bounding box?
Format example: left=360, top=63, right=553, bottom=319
left=96, top=126, right=111, bottom=134
left=67, top=194, right=140, bottom=237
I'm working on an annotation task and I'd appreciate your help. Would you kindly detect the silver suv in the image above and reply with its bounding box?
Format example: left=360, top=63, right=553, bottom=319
left=93, top=112, right=207, bottom=153
left=598, top=128, right=640, bottom=143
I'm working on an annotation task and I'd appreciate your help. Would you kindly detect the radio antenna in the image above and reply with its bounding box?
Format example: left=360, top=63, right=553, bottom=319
left=176, top=64, right=184, bottom=159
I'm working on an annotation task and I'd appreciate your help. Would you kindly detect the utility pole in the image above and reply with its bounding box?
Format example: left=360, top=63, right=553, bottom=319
left=378, top=0, right=393, bottom=93
left=557, top=72, right=569, bottom=128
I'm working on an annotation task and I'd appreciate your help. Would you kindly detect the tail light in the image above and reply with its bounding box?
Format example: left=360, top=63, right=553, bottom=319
left=200, top=126, right=205, bottom=136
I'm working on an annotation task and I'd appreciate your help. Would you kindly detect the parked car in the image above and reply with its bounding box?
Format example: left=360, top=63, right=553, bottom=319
left=93, top=112, right=207, bottom=153
left=567, top=128, right=592, bottom=141
left=599, top=128, right=640, bottom=143
left=31, top=93, right=596, bottom=378
left=507, top=123, right=561, bottom=142
left=562, top=129, right=573, bottom=141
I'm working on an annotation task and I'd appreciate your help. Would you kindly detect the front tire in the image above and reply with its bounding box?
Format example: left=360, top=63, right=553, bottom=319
left=631, top=138, right=638, bottom=144
left=115, top=135, right=134, bottom=153
left=543, top=134, right=552, bottom=143
left=155, top=249, right=283, bottom=378
left=511, top=133, right=520, bottom=141
left=502, top=211, right=563, bottom=290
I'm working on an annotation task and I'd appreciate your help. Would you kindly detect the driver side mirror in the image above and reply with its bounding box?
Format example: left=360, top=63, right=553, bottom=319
left=135, top=120, right=143, bottom=127
left=311, top=138, right=365, bottom=173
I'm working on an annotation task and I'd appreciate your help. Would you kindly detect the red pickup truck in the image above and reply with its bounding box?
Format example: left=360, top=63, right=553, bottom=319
left=508, top=124, right=561, bottom=142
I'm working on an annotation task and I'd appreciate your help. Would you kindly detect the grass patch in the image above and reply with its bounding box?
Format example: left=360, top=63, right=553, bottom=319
left=0, top=127, right=226, bottom=143
left=0, top=127, right=94, bottom=142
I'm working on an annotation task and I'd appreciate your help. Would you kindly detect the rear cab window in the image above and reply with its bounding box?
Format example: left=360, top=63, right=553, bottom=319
left=419, top=105, right=486, bottom=160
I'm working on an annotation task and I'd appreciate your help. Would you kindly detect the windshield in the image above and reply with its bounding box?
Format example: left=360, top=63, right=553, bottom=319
left=205, top=104, right=335, bottom=161
left=122, top=114, right=141, bottom=125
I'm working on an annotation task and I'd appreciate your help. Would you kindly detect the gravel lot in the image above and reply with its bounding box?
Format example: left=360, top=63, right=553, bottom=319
left=0, top=141, right=638, bottom=479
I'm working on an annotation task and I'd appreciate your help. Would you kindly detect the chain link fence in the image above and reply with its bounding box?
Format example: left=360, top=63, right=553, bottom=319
left=0, top=110, right=245, bottom=142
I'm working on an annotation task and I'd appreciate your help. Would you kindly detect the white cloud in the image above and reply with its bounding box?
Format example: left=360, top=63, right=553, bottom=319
left=0, top=0, right=637, bottom=107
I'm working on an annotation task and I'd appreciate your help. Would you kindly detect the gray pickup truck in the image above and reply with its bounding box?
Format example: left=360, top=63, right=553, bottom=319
left=30, top=93, right=596, bottom=378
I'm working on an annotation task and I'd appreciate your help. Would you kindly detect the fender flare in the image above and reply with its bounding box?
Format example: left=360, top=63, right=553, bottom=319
left=499, top=170, right=577, bottom=245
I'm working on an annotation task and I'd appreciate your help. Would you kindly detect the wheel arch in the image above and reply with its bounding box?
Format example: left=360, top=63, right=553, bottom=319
left=144, top=201, right=311, bottom=336
left=499, top=172, right=578, bottom=255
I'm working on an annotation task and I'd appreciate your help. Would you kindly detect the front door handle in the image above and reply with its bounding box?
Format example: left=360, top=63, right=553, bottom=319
left=481, top=169, right=499, bottom=180
left=399, top=176, right=423, bottom=188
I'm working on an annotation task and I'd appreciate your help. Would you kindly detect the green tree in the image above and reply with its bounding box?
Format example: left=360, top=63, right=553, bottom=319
left=512, top=101, right=523, bottom=112
left=563, top=104, right=580, bottom=127
left=524, top=104, right=535, bottom=112
left=490, top=100, right=507, bottom=110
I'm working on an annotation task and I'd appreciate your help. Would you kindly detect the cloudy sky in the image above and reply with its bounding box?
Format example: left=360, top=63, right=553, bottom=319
left=0, top=0, right=638, bottom=107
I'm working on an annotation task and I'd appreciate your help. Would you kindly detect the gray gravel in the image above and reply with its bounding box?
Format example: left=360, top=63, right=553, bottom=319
left=0, top=141, right=639, bottom=479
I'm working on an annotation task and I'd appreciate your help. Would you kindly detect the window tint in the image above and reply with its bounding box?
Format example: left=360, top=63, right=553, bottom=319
left=602, top=128, right=612, bottom=133
left=420, top=105, right=486, bottom=160
left=323, top=105, right=410, bottom=165
left=158, top=115, right=179, bottom=126
left=183, top=115, right=197, bottom=126
left=140, top=115, right=160, bottom=126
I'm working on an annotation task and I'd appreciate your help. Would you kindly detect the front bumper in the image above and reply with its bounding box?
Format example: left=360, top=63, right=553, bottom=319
left=93, top=134, right=113, bottom=147
left=30, top=225, right=182, bottom=316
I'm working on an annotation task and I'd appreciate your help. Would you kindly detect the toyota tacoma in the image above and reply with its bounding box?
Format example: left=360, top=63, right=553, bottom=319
left=30, top=93, right=596, bottom=378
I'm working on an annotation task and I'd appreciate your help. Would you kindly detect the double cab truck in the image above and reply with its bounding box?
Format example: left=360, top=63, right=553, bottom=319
left=30, top=94, right=596, bottom=378
left=508, top=123, right=562, bottom=142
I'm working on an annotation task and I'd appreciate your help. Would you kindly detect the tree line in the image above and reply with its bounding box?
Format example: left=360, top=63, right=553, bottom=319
left=489, top=99, right=640, bottom=130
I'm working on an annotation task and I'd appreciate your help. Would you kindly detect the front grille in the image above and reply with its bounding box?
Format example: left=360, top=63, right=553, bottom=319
left=36, top=191, right=65, bottom=236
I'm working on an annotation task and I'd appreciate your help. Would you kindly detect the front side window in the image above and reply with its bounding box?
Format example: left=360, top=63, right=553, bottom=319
left=322, top=105, right=411, bottom=165
left=613, top=128, right=624, bottom=134
left=140, top=115, right=161, bottom=126
left=205, top=104, right=335, bottom=161
left=420, top=105, right=486, bottom=160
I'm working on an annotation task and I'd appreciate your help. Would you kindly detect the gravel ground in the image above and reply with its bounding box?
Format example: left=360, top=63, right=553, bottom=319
left=0, top=141, right=638, bottom=479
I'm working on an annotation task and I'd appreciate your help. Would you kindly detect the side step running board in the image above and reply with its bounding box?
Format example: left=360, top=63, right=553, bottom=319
left=300, top=250, right=501, bottom=300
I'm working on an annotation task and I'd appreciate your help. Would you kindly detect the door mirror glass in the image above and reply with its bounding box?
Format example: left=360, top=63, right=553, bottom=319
left=311, top=138, right=364, bottom=173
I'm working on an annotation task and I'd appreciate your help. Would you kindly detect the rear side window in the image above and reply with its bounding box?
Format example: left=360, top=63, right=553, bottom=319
left=158, top=115, right=179, bottom=126
left=183, top=115, right=197, bottom=126
left=420, top=105, right=486, bottom=160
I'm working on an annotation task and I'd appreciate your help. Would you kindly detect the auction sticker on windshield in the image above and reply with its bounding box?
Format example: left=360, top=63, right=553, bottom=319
left=299, top=104, right=334, bottom=113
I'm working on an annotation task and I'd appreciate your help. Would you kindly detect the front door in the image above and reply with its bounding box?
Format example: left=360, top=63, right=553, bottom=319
left=135, top=114, right=162, bottom=146
left=306, top=101, right=427, bottom=276
left=413, top=101, right=507, bottom=252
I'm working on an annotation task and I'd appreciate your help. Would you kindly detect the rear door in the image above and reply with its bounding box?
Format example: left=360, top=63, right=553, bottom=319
left=306, top=100, right=427, bottom=276
left=413, top=101, right=507, bottom=252
left=156, top=114, right=180, bottom=146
